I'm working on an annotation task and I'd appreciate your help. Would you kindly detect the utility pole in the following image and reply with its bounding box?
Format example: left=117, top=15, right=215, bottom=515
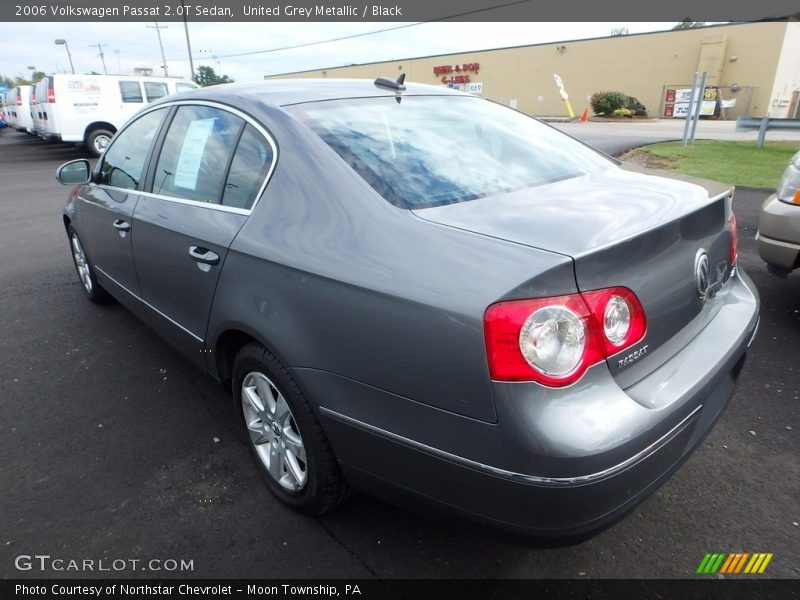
left=147, top=22, right=169, bottom=77
left=114, top=49, right=121, bottom=75
left=180, top=0, right=195, bottom=81
left=90, top=42, right=109, bottom=74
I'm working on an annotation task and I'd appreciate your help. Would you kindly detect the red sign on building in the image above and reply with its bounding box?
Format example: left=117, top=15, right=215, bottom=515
left=433, top=63, right=480, bottom=84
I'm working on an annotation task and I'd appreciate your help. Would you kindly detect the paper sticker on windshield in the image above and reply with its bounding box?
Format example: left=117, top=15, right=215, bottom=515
left=174, top=118, right=214, bottom=190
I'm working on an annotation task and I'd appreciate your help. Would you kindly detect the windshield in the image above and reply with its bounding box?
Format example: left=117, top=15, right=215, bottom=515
left=287, top=95, right=613, bottom=209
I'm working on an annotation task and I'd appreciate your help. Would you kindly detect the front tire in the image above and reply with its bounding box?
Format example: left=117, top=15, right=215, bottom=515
left=68, top=226, right=109, bottom=303
left=86, top=128, right=114, bottom=157
left=232, top=343, right=350, bottom=515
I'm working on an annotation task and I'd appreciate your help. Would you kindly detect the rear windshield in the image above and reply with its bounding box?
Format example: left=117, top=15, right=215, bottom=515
left=287, top=95, right=612, bottom=209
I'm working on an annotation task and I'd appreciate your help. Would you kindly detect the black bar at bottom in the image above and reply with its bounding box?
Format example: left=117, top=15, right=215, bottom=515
left=3, top=579, right=799, bottom=600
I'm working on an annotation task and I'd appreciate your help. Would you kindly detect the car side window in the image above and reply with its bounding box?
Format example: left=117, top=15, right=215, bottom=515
left=119, top=81, right=143, bottom=103
left=98, top=108, right=167, bottom=190
left=152, top=105, right=243, bottom=204
left=221, top=124, right=274, bottom=210
left=144, top=82, right=168, bottom=102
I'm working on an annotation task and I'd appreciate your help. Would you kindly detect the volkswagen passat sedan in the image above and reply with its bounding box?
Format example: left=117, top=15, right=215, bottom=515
left=757, top=150, right=800, bottom=277
left=57, top=78, right=759, bottom=536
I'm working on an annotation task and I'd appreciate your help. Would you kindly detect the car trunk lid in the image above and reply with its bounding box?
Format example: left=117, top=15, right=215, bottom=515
left=413, top=165, right=736, bottom=387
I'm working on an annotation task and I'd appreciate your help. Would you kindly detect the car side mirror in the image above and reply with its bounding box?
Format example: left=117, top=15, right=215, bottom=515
left=56, top=159, right=92, bottom=185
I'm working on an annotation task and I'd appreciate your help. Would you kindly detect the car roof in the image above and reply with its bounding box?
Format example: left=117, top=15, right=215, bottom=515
left=171, top=78, right=463, bottom=108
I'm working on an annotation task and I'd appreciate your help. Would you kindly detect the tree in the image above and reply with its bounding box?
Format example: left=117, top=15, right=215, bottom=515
left=193, top=65, right=234, bottom=87
left=673, top=19, right=705, bottom=30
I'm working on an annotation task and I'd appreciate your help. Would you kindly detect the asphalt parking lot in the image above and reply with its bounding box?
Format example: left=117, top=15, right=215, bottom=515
left=0, top=128, right=797, bottom=579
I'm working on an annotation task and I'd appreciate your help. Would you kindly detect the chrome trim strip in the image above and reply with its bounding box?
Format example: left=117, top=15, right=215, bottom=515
left=747, top=317, right=760, bottom=348
left=94, top=266, right=204, bottom=342
left=319, top=404, right=703, bottom=487
left=95, top=99, right=278, bottom=216
left=133, top=189, right=251, bottom=215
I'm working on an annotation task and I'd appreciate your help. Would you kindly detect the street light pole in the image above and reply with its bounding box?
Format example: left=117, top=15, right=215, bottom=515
left=180, top=0, right=195, bottom=81
left=54, top=39, right=75, bottom=74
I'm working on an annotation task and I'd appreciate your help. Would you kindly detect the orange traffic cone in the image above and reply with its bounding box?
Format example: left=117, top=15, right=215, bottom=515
left=579, top=107, right=590, bottom=123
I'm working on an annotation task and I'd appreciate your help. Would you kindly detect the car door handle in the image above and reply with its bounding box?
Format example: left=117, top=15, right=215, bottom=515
left=112, top=219, right=130, bottom=232
left=188, top=246, right=220, bottom=265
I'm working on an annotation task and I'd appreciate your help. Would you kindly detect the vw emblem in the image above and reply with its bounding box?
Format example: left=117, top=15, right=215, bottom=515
left=695, top=250, right=710, bottom=299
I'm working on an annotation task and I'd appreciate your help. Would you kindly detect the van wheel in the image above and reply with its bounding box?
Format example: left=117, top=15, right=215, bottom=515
left=86, top=128, right=114, bottom=157
left=232, top=342, right=350, bottom=515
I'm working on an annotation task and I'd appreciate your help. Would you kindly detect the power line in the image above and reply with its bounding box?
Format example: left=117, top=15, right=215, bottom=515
left=209, top=22, right=424, bottom=60
left=186, top=0, right=531, bottom=61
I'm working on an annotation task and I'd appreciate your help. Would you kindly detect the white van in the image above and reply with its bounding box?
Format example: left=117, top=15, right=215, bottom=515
left=31, top=78, right=49, bottom=138
left=38, top=74, right=198, bottom=156
left=6, top=85, right=35, bottom=134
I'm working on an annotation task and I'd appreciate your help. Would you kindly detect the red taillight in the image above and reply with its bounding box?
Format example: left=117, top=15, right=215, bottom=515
left=15, top=95, right=21, bottom=106
left=48, top=87, right=55, bottom=103
left=728, top=212, right=738, bottom=266
left=484, top=287, right=647, bottom=387
left=580, top=288, right=647, bottom=358
left=31, top=94, right=36, bottom=104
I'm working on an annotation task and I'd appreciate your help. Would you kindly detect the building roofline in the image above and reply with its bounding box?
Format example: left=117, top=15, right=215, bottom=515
left=264, top=19, right=793, bottom=79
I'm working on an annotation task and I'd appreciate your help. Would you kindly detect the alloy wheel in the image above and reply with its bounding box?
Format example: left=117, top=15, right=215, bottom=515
left=241, top=371, right=308, bottom=492
left=71, top=233, right=93, bottom=294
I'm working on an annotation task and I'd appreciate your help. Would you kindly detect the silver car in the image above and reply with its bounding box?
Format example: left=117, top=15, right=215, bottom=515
left=757, top=150, right=800, bottom=276
left=57, top=79, right=759, bottom=537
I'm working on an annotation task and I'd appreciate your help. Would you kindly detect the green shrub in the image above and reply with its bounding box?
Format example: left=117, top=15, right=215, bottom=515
left=590, top=91, right=627, bottom=115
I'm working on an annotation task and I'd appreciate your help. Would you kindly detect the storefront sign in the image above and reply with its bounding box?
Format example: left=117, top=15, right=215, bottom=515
left=434, top=63, right=480, bottom=85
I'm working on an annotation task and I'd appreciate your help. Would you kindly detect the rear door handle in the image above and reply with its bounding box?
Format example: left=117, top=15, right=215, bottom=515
left=112, top=219, right=130, bottom=232
left=188, top=246, right=220, bottom=265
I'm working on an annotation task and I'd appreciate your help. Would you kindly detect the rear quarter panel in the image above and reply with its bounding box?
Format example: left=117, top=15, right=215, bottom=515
left=206, top=105, right=576, bottom=423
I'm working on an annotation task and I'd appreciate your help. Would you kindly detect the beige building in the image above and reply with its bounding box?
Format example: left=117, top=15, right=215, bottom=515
left=265, top=21, right=800, bottom=120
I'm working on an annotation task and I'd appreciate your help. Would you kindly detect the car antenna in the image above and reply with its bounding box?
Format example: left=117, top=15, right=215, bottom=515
left=374, top=73, right=406, bottom=91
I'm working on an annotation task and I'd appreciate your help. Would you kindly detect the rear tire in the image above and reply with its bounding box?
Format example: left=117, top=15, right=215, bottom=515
left=68, top=226, right=109, bottom=304
left=86, top=128, right=114, bottom=157
left=232, top=342, right=350, bottom=515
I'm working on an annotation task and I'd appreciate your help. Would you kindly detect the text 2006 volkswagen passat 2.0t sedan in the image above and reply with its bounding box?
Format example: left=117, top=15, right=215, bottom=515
left=57, top=78, right=759, bottom=537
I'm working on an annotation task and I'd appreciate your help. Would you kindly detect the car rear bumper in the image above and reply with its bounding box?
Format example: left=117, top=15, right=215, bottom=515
left=314, top=271, right=759, bottom=536
left=757, top=194, right=800, bottom=273
left=324, top=366, right=738, bottom=537
left=42, top=132, right=62, bottom=143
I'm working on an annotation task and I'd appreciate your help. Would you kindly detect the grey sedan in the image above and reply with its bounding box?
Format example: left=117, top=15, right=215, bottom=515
left=57, top=78, right=759, bottom=537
